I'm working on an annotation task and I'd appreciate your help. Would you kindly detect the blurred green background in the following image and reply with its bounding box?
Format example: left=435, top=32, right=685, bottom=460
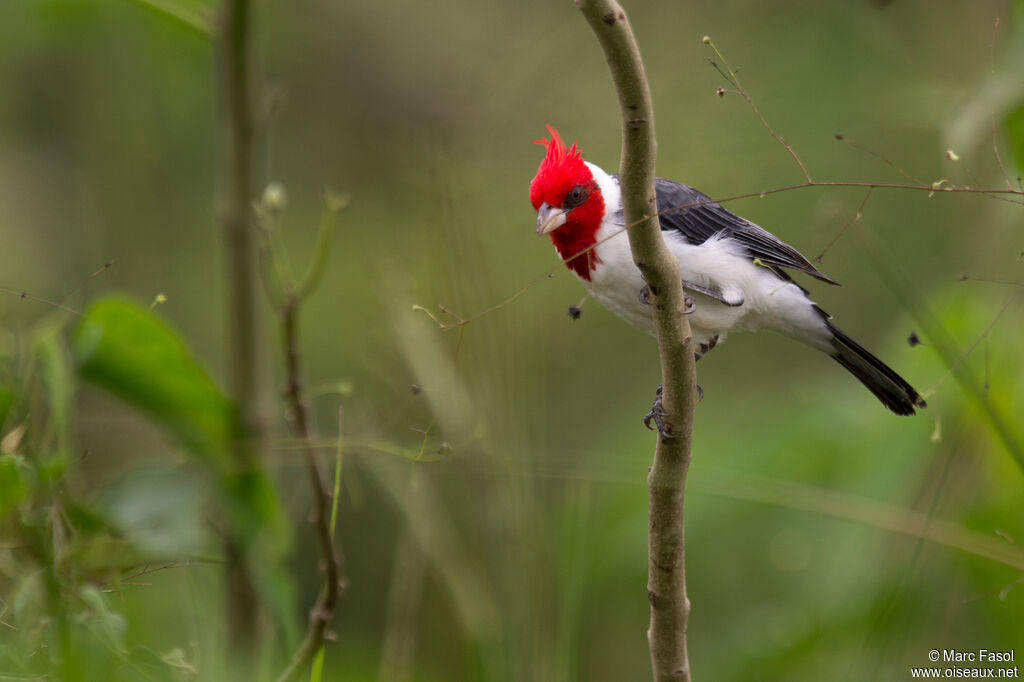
left=1, top=0, right=1023, bottom=680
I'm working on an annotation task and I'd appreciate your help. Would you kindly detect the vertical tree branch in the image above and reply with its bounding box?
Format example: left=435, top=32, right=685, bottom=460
left=214, top=0, right=264, bottom=655
left=574, top=1, right=698, bottom=680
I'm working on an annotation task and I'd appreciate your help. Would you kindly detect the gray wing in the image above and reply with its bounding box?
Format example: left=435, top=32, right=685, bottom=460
left=651, top=177, right=839, bottom=285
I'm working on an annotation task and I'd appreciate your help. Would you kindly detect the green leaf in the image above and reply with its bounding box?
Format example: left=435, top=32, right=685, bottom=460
left=35, top=322, right=74, bottom=465
left=101, top=466, right=204, bottom=556
left=115, top=646, right=185, bottom=682
left=0, top=384, right=14, bottom=432
left=0, top=453, right=28, bottom=515
left=71, top=298, right=236, bottom=466
left=126, top=0, right=213, bottom=36
left=222, top=469, right=289, bottom=551
left=78, top=585, right=129, bottom=654
left=1005, top=103, right=1024, bottom=173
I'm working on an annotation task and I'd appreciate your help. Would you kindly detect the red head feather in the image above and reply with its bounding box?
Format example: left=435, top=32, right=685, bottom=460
left=528, top=125, right=605, bottom=281
left=529, top=125, right=590, bottom=210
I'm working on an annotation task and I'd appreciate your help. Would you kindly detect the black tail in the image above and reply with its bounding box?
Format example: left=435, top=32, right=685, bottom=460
left=827, top=322, right=926, bottom=416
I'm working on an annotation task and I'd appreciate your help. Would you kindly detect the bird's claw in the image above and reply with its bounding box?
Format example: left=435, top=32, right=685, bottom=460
left=643, top=383, right=704, bottom=437
left=695, top=336, right=719, bottom=361
left=638, top=285, right=696, bottom=315
left=643, top=385, right=678, bottom=439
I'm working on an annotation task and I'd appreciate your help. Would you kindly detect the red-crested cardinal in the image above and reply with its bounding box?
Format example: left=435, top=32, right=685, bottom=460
left=529, top=125, right=926, bottom=421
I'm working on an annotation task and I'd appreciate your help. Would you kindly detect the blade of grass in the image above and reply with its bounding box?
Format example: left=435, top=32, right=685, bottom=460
left=485, top=459, right=1022, bottom=572
left=127, top=0, right=213, bottom=35
left=693, top=467, right=1024, bottom=571
left=858, top=234, right=1024, bottom=474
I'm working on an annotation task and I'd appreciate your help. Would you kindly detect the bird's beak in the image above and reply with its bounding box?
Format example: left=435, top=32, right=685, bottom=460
left=536, top=202, right=568, bottom=235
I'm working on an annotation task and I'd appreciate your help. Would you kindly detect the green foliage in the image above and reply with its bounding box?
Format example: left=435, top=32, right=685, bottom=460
left=1005, top=103, right=1024, bottom=173
left=35, top=321, right=74, bottom=466
left=72, top=297, right=236, bottom=467
left=2, top=1, right=1024, bottom=681
left=0, top=453, right=28, bottom=514
left=0, top=316, right=196, bottom=680
left=0, top=385, right=14, bottom=431
left=126, top=0, right=213, bottom=36
left=0, top=300, right=295, bottom=680
left=69, top=296, right=294, bottom=639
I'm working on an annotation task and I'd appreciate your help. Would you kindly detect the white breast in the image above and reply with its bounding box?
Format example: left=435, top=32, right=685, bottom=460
left=577, top=163, right=832, bottom=352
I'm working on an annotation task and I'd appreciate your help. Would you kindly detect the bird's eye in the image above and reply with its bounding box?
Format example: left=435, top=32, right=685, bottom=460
left=564, top=184, right=588, bottom=209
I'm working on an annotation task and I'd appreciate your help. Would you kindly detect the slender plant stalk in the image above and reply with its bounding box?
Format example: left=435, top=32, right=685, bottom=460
left=274, top=294, right=349, bottom=682
left=215, top=0, right=260, bottom=458
left=575, top=1, right=698, bottom=680
left=214, top=0, right=264, bottom=655
left=268, top=204, right=349, bottom=682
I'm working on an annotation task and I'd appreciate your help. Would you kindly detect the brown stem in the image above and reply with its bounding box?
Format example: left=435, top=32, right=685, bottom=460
left=215, top=0, right=261, bottom=456
left=575, top=1, right=697, bottom=680
left=275, top=295, right=348, bottom=682
left=214, top=0, right=264, bottom=656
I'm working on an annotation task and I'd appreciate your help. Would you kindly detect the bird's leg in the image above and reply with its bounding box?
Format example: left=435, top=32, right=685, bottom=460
left=642, top=335, right=718, bottom=437
left=636, top=279, right=716, bottom=437
left=643, top=385, right=676, bottom=438
left=690, top=336, right=717, bottom=400
left=643, top=384, right=704, bottom=438
left=696, top=335, right=719, bottom=360
left=638, top=284, right=696, bottom=314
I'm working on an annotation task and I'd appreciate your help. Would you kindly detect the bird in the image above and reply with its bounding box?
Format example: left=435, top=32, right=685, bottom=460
left=528, top=125, right=926, bottom=427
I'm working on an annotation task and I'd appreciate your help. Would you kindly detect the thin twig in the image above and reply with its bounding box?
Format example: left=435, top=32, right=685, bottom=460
left=925, top=288, right=1022, bottom=397
left=991, top=117, right=1013, bottom=190
left=265, top=202, right=349, bottom=682
left=1, top=258, right=116, bottom=317
left=576, top=2, right=696, bottom=680
left=0, top=287, right=83, bottom=317
left=274, top=293, right=349, bottom=682
left=705, top=36, right=812, bottom=183
left=717, top=179, right=1024, bottom=203
left=417, top=173, right=1023, bottom=331
left=413, top=264, right=561, bottom=330
left=59, top=259, right=116, bottom=306
left=834, top=134, right=925, bottom=185
left=959, top=275, right=1024, bottom=287
left=815, top=187, right=873, bottom=264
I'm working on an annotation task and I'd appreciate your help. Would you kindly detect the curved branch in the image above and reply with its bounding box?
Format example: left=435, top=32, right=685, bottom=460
left=575, top=1, right=697, bottom=680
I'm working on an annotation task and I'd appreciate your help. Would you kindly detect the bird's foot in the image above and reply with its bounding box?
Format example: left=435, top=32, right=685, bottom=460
left=643, top=383, right=704, bottom=438
left=695, top=336, right=719, bottom=360
left=643, top=385, right=676, bottom=438
left=638, top=285, right=696, bottom=314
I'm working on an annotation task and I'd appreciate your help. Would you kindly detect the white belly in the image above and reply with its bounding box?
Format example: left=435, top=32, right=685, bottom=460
left=577, top=229, right=832, bottom=352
